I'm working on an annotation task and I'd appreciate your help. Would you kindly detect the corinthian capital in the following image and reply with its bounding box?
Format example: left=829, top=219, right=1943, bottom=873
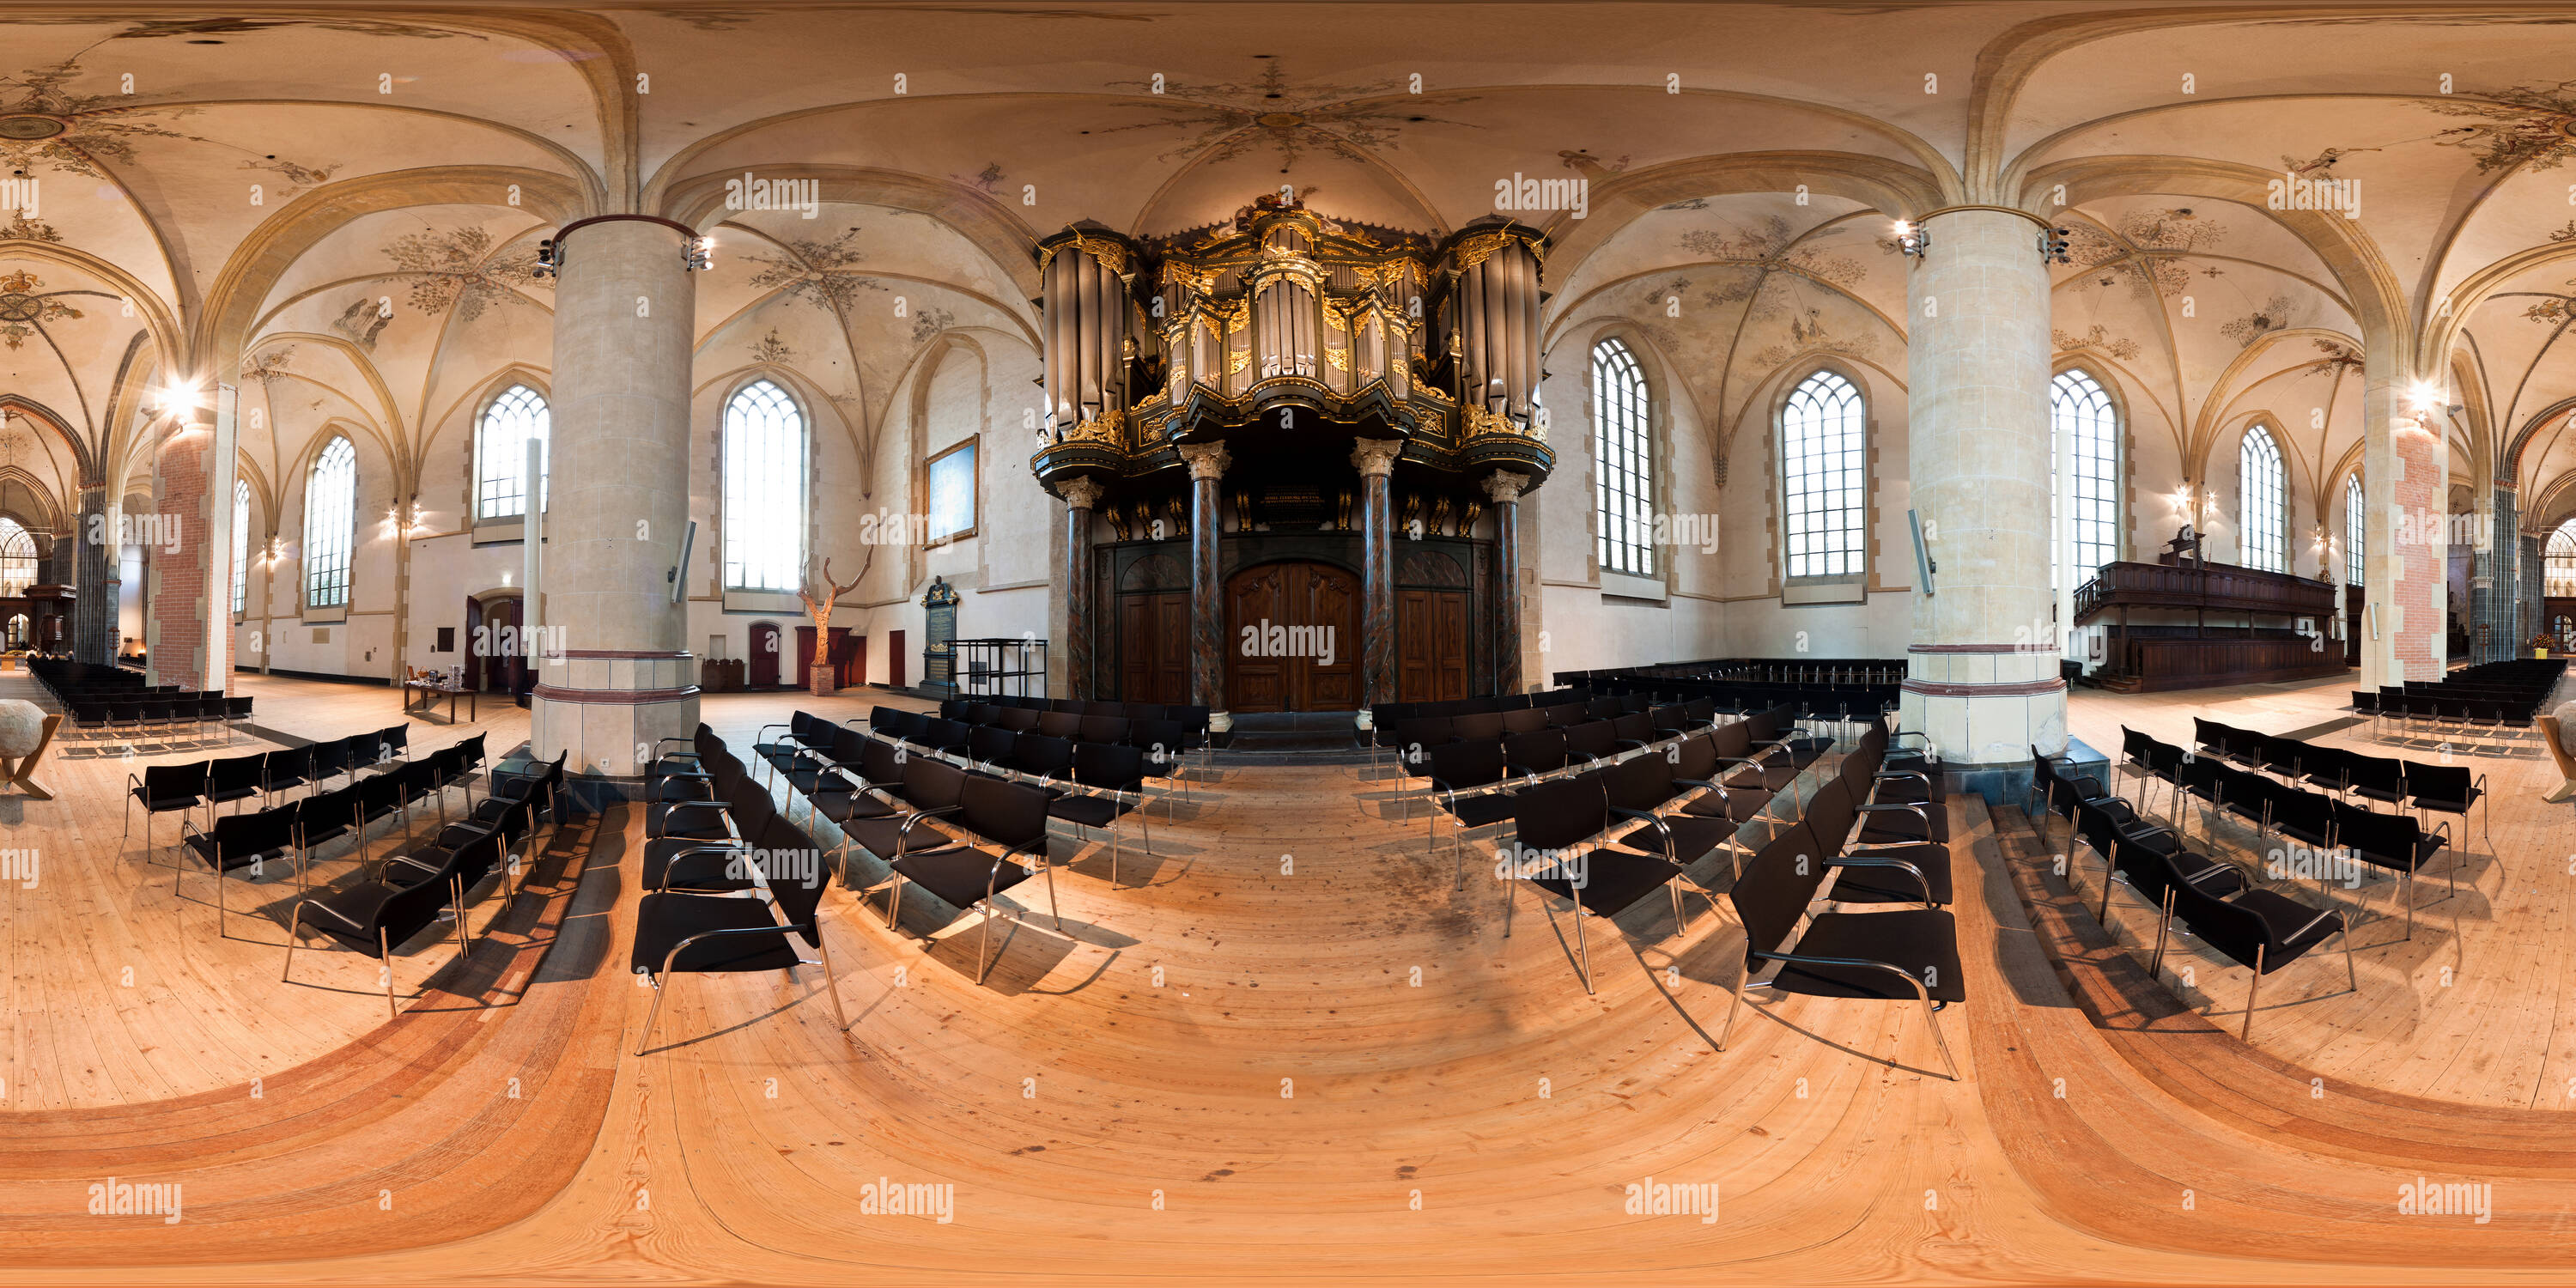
left=1481, top=469, right=1530, bottom=504
left=1349, top=438, right=1402, bottom=478
left=1176, top=441, right=1232, bottom=482
left=1057, top=477, right=1105, bottom=510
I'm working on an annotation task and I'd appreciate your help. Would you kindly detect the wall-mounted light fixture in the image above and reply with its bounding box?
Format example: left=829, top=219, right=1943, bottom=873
left=2038, top=226, right=2071, bottom=264
left=1893, top=219, right=1930, bottom=260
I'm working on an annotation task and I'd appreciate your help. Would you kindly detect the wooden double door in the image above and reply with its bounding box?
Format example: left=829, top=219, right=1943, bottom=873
left=1396, top=587, right=1470, bottom=702
left=1225, top=560, right=1358, bottom=713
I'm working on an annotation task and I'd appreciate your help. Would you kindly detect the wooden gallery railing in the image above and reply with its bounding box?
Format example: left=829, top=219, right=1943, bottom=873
left=2073, top=561, right=2347, bottom=691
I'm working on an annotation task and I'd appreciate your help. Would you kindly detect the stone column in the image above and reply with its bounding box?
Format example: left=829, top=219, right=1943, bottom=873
left=143, top=382, right=239, bottom=691
left=72, top=483, right=114, bottom=665
left=1352, top=439, right=1402, bottom=708
left=2361, top=363, right=2445, bottom=686
left=1897, top=207, right=2066, bottom=772
left=2523, top=529, right=2547, bottom=651
left=529, top=217, right=700, bottom=778
left=1176, top=442, right=1230, bottom=720
left=2475, top=482, right=2518, bottom=663
left=1483, top=469, right=1529, bottom=696
left=1058, top=477, right=1103, bottom=700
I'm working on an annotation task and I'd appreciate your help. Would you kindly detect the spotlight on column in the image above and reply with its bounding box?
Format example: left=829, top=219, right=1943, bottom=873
left=2038, top=227, right=2071, bottom=264
left=683, top=235, right=714, bottom=271
left=1893, top=219, right=1929, bottom=259
left=533, top=237, right=560, bottom=278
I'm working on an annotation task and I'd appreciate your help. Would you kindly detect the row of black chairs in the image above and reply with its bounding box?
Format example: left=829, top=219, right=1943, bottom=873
left=2113, top=727, right=2459, bottom=939
left=2350, top=659, right=2566, bottom=737
left=2034, top=755, right=2354, bottom=1038
left=1564, top=659, right=1908, bottom=686
left=752, top=708, right=1158, bottom=884
left=64, top=691, right=256, bottom=747
left=1370, top=687, right=1593, bottom=728
left=2167, top=718, right=2487, bottom=851
left=1418, top=703, right=1829, bottom=872
left=846, top=708, right=1173, bottom=854
left=1376, top=694, right=1744, bottom=792
left=281, top=754, right=564, bottom=1017
left=125, top=726, right=466, bottom=848
left=934, top=699, right=1213, bottom=788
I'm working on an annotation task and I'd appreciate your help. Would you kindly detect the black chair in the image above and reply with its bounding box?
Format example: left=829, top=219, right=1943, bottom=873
left=383, top=824, right=511, bottom=943
left=1719, top=817, right=1963, bottom=1080
left=1426, top=738, right=1522, bottom=884
left=283, top=845, right=469, bottom=1019
left=204, top=753, right=268, bottom=819
left=631, top=823, right=849, bottom=1054
left=179, top=805, right=299, bottom=937
left=2401, top=761, right=2488, bottom=856
left=125, top=761, right=210, bottom=858
left=261, top=744, right=313, bottom=805
left=879, top=775, right=1060, bottom=983
left=224, top=695, right=255, bottom=744
left=2346, top=753, right=2408, bottom=811
left=845, top=756, right=973, bottom=867
left=1048, top=741, right=1151, bottom=883
left=2332, top=801, right=2448, bottom=940
left=1605, top=750, right=1752, bottom=884
left=307, top=737, right=351, bottom=791
left=291, top=782, right=361, bottom=889
left=2297, top=743, right=2351, bottom=800
left=2165, top=865, right=2354, bottom=1040
left=1007, top=732, right=1076, bottom=787
left=1130, top=718, right=1196, bottom=811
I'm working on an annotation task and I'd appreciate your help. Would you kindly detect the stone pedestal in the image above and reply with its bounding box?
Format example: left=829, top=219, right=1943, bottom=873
left=1178, top=443, right=1230, bottom=715
left=1897, top=208, right=2067, bottom=769
left=1352, top=440, right=1400, bottom=708
left=528, top=217, right=701, bottom=777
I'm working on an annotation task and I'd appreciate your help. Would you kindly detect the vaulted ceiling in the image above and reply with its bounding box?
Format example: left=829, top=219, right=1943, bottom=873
left=6, top=3, right=2576, bottom=540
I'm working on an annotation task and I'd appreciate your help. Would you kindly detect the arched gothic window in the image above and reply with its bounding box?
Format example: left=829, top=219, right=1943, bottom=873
left=1781, top=370, right=1866, bottom=579
left=2239, top=424, right=2287, bottom=574
left=475, top=384, right=550, bottom=519
left=305, top=436, right=357, bottom=610
left=1590, top=338, right=1653, bottom=577
left=723, top=380, right=808, bottom=592
left=232, top=479, right=251, bottom=616
left=2050, top=368, right=2119, bottom=585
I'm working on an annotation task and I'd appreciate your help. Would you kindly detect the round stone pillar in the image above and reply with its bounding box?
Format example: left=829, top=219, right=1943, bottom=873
left=1898, top=208, right=2066, bottom=772
left=530, top=216, right=701, bottom=778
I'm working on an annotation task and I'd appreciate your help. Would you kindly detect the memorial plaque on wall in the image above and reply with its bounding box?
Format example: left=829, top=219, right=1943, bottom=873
left=922, top=576, right=959, bottom=690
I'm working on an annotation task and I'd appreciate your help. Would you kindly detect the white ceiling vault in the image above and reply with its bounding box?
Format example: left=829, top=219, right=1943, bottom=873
left=6, top=3, right=2576, bottom=542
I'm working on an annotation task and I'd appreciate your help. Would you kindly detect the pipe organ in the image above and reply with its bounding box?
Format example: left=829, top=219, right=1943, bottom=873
left=1031, top=191, right=1554, bottom=714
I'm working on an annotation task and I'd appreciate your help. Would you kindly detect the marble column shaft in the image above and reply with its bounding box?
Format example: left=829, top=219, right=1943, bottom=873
left=1352, top=440, right=1400, bottom=708
left=1178, top=443, right=1230, bottom=712
left=1059, top=478, right=1103, bottom=700
left=147, top=387, right=238, bottom=691
left=528, top=218, right=701, bottom=777
left=1484, top=470, right=1528, bottom=697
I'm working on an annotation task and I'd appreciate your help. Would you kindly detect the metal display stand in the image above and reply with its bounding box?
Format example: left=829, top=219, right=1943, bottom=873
left=943, top=637, right=1049, bottom=700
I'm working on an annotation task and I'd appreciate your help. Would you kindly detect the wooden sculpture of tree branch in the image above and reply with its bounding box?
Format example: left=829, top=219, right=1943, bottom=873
left=799, top=551, right=873, bottom=696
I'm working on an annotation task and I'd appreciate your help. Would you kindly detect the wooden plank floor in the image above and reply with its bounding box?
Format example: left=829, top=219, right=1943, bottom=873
left=2060, top=671, right=2576, bottom=1109
left=4, top=672, right=2575, bottom=1282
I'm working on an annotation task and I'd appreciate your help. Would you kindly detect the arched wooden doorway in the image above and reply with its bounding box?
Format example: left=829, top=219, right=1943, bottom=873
left=463, top=592, right=524, bottom=694
left=1224, top=560, right=1358, bottom=713
left=747, top=621, right=783, bottom=687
